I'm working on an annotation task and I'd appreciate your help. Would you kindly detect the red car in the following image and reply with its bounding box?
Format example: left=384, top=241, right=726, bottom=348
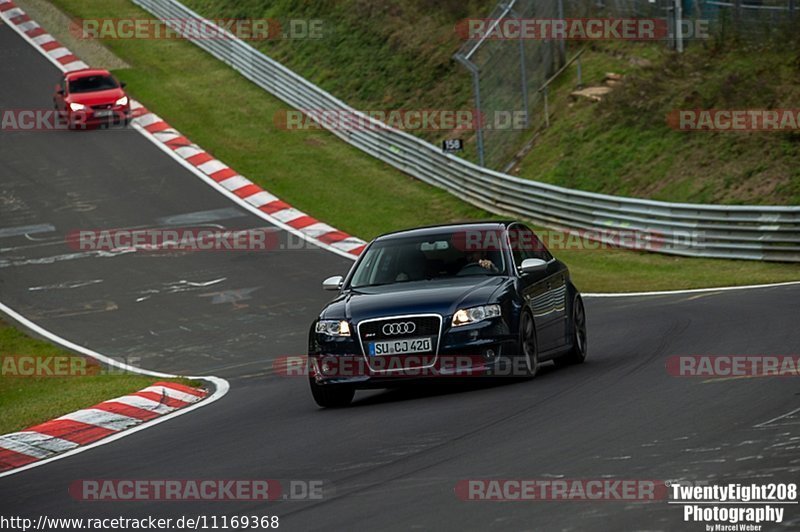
left=53, top=69, right=131, bottom=129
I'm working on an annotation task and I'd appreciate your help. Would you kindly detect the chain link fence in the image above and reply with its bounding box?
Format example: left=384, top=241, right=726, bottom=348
left=454, top=0, right=799, bottom=170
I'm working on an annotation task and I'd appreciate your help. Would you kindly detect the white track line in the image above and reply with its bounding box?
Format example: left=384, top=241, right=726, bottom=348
left=754, top=406, right=800, bottom=428
left=583, top=279, right=800, bottom=298
left=0, top=300, right=230, bottom=479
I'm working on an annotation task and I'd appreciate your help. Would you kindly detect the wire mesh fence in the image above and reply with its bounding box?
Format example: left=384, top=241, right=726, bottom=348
left=454, top=0, right=800, bottom=170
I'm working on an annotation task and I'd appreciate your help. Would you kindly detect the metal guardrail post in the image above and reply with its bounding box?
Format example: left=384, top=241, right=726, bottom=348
left=557, top=0, right=566, bottom=64
left=453, top=56, right=486, bottom=168
left=471, top=65, right=486, bottom=167
left=510, top=7, right=530, bottom=129
left=543, top=86, right=550, bottom=128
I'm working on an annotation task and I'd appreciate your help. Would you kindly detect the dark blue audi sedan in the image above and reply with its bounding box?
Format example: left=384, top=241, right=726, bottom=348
left=308, top=221, right=587, bottom=407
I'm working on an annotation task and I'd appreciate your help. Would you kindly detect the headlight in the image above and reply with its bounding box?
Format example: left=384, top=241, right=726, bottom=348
left=315, top=319, right=351, bottom=337
left=115, top=96, right=129, bottom=106
left=452, top=304, right=501, bottom=327
left=69, top=103, right=87, bottom=112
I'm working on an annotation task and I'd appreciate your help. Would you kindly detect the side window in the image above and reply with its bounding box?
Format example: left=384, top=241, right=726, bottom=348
left=509, top=225, right=551, bottom=267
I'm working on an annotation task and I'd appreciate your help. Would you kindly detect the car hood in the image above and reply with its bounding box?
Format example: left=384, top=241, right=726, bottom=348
left=69, top=88, right=125, bottom=106
left=322, top=276, right=511, bottom=322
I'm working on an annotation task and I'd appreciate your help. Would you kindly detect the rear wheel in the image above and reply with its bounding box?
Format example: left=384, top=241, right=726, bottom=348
left=556, top=294, right=587, bottom=366
left=309, top=379, right=355, bottom=408
left=518, top=311, right=538, bottom=378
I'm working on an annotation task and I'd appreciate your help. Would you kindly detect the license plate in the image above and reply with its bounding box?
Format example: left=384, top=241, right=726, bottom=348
left=369, top=337, right=433, bottom=356
left=94, top=110, right=112, bottom=118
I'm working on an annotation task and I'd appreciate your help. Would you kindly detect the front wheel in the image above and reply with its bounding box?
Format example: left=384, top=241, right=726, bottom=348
left=556, top=294, right=587, bottom=366
left=518, top=310, right=539, bottom=378
left=309, top=379, right=354, bottom=408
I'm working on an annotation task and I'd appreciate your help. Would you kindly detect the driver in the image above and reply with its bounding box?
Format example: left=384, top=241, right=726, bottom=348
left=463, top=250, right=498, bottom=273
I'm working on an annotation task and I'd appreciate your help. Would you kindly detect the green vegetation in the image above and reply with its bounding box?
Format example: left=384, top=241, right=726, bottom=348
left=180, top=0, right=800, bottom=205
left=44, top=0, right=800, bottom=292
left=0, top=319, right=198, bottom=434
left=516, top=40, right=800, bottom=205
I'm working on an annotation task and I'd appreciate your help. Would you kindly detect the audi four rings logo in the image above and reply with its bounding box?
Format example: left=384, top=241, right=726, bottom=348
left=382, top=322, right=416, bottom=335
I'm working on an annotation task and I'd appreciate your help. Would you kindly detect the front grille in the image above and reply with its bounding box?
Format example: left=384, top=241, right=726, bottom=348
left=357, top=315, right=442, bottom=370
left=358, top=315, right=441, bottom=357
left=91, top=104, right=113, bottom=110
left=359, top=316, right=441, bottom=342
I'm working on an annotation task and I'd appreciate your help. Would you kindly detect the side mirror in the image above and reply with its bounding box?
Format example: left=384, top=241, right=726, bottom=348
left=520, top=258, right=547, bottom=274
left=322, top=275, right=343, bottom=291
left=120, top=81, right=127, bottom=88
left=56, top=88, right=64, bottom=95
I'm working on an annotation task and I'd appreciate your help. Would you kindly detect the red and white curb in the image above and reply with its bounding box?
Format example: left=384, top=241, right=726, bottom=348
left=0, top=0, right=367, bottom=260
left=0, top=301, right=229, bottom=479
left=128, top=101, right=365, bottom=258
left=0, top=382, right=207, bottom=473
left=0, top=0, right=88, bottom=71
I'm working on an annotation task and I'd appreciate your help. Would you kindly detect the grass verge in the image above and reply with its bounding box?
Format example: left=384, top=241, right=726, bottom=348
left=515, top=41, right=800, bottom=206
left=0, top=318, right=199, bottom=435
left=42, top=0, right=800, bottom=292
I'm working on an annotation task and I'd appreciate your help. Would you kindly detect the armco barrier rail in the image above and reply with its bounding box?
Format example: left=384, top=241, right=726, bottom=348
left=134, top=0, right=800, bottom=262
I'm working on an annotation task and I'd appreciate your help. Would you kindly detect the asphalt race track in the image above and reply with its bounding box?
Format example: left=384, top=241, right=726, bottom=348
left=1, top=21, right=799, bottom=531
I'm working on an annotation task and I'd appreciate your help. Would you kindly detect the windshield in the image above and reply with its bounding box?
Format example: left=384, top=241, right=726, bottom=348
left=69, top=75, right=118, bottom=94
left=349, top=232, right=506, bottom=289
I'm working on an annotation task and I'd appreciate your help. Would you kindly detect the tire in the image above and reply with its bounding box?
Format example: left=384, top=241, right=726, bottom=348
left=518, top=310, right=539, bottom=378
left=309, top=379, right=354, bottom=408
left=556, top=294, right=587, bottom=366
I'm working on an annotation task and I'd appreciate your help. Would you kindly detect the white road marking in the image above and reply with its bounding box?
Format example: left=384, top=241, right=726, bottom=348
left=58, top=409, right=141, bottom=432
left=2, top=432, right=78, bottom=454
left=0, top=223, right=55, bottom=238
left=138, top=385, right=203, bottom=404
left=47, top=47, right=72, bottom=59
left=584, top=280, right=800, bottom=298
left=197, top=160, right=227, bottom=175
left=111, top=395, right=175, bottom=415
left=271, top=208, right=307, bottom=223
left=244, top=191, right=279, bottom=208
left=0, top=437, right=53, bottom=459
left=755, top=407, right=800, bottom=428
left=174, top=146, right=204, bottom=160
left=301, top=222, right=337, bottom=238
left=218, top=175, right=251, bottom=191
left=29, top=279, right=103, bottom=291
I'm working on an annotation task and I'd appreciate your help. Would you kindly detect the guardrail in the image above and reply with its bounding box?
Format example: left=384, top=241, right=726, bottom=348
left=134, top=0, right=800, bottom=262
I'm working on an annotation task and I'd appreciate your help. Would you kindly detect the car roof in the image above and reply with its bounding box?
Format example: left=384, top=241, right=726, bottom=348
left=65, top=69, right=113, bottom=80
left=374, top=221, right=518, bottom=242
